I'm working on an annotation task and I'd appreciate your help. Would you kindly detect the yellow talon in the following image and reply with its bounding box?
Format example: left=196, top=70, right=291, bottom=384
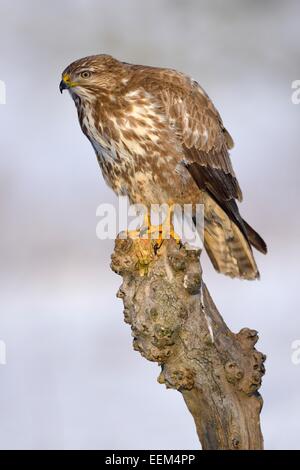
left=122, top=206, right=182, bottom=273
left=169, top=227, right=182, bottom=245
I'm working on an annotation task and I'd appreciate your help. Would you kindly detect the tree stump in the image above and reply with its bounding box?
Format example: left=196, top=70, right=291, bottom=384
left=111, top=236, right=266, bottom=450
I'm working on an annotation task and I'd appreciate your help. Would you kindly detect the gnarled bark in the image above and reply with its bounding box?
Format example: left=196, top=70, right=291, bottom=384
left=111, top=237, right=266, bottom=450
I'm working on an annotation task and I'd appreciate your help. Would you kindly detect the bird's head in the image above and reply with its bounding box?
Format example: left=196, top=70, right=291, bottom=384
left=59, top=54, right=127, bottom=99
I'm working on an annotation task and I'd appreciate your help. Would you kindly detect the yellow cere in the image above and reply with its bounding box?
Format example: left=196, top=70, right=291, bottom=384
left=62, top=73, right=78, bottom=88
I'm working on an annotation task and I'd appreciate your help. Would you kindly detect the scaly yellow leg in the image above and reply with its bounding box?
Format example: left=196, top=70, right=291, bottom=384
left=141, top=205, right=182, bottom=250
left=124, top=206, right=182, bottom=275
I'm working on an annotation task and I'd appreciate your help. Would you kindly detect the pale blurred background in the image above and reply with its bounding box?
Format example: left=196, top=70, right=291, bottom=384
left=0, top=0, right=299, bottom=450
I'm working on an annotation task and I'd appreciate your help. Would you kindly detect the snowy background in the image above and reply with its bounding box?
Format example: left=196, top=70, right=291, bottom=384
left=0, top=0, right=299, bottom=449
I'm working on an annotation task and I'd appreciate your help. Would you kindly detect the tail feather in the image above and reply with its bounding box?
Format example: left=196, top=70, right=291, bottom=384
left=202, top=195, right=265, bottom=280
left=204, top=220, right=260, bottom=280
left=243, top=219, right=267, bottom=254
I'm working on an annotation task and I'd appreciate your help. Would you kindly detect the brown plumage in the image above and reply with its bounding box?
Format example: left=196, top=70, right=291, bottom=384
left=60, top=54, right=267, bottom=279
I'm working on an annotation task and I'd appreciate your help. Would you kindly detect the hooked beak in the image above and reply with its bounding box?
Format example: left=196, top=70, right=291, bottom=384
left=59, top=80, right=68, bottom=93
left=59, top=73, right=78, bottom=94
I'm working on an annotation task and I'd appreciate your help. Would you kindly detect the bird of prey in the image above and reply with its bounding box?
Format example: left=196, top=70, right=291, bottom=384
left=60, top=54, right=267, bottom=279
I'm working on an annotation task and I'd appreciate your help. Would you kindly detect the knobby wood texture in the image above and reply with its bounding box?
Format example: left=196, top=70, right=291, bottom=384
left=111, top=237, right=266, bottom=450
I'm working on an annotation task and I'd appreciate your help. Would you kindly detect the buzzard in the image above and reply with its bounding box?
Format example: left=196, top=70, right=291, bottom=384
left=60, top=54, right=267, bottom=279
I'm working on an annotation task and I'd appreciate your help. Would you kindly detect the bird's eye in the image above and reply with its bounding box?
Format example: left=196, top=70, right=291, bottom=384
left=80, top=71, right=91, bottom=79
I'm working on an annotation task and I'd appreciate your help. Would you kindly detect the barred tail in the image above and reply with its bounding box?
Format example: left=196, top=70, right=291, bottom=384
left=203, top=196, right=266, bottom=280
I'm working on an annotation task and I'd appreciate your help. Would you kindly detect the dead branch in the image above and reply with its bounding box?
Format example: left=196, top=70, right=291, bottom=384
left=111, top=237, right=266, bottom=450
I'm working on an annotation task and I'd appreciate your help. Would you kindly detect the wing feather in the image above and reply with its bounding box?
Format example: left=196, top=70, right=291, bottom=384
left=139, top=71, right=242, bottom=202
left=137, top=68, right=249, bottom=238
